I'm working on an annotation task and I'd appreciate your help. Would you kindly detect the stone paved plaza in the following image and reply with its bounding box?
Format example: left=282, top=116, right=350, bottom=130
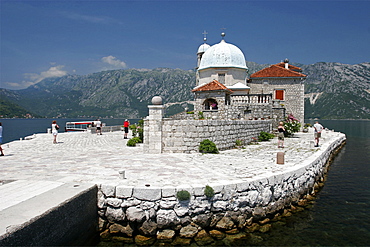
left=0, top=128, right=343, bottom=188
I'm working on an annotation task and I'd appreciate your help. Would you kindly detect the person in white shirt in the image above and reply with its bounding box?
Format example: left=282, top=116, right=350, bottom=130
left=313, top=121, right=324, bottom=147
left=51, top=120, right=60, bottom=144
left=96, top=119, right=102, bottom=135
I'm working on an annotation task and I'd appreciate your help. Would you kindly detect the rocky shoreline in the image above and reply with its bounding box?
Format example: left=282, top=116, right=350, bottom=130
left=97, top=136, right=346, bottom=246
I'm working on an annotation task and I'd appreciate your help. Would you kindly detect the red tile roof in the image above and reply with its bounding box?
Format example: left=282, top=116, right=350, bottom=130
left=192, top=80, right=233, bottom=93
left=275, top=62, right=302, bottom=72
left=250, top=63, right=307, bottom=78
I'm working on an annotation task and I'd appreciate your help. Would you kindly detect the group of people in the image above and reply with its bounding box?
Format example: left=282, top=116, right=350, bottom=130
left=277, top=120, right=324, bottom=148
left=49, top=119, right=130, bottom=144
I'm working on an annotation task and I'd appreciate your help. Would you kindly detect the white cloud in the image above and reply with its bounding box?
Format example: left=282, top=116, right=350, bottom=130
left=3, top=65, right=69, bottom=90
left=101, top=55, right=127, bottom=69
left=24, top=65, right=68, bottom=84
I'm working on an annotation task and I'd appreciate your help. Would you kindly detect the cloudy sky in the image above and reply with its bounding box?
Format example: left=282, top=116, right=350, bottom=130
left=1, top=0, right=369, bottom=90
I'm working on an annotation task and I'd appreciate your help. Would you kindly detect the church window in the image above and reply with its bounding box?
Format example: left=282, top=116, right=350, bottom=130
left=218, top=73, right=225, bottom=84
left=275, top=89, right=285, bottom=101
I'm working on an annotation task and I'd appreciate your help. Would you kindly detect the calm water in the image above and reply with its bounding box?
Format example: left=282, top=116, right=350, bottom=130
left=0, top=118, right=139, bottom=144
left=0, top=119, right=369, bottom=246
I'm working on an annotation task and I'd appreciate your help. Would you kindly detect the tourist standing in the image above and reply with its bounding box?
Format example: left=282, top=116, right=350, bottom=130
left=0, top=122, right=4, bottom=156
left=51, top=120, right=59, bottom=144
left=123, top=119, right=130, bottom=139
left=96, top=119, right=102, bottom=135
left=313, top=121, right=324, bottom=147
left=277, top=121, right=285, bottom=148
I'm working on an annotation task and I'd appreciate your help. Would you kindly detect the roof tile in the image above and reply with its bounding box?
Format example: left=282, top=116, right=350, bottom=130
left=192, top=80, right=233, bottom=93
left=250, top=63, right=307, bottom=78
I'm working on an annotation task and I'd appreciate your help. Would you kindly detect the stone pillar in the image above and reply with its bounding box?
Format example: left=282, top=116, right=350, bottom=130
left=144, top=96, right=165, bottom=154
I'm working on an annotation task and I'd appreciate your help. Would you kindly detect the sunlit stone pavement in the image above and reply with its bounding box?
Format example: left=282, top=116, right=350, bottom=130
left=0, top=129, right=345, bottom=188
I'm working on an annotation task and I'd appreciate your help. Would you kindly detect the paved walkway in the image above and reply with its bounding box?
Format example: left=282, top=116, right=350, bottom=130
left=0, top=129, right=344, bottom=188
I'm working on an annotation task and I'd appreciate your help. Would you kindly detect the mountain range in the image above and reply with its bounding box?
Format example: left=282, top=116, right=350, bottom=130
left=0, top=61, right=369, bottom=120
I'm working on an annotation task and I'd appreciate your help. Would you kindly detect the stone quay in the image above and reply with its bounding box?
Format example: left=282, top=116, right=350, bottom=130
left=0, top=127, right=345, bottom=245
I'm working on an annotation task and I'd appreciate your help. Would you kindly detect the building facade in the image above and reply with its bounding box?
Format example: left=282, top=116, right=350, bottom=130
left=193, top=33, right=306, bottom=124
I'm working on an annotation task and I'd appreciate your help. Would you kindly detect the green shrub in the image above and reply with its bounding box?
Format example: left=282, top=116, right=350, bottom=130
left=235, top=139, right=244, bottom=147
left=198, top=111, right=205, bottom=120
left=176, top=190, right=191, bottom=201
left=204, top=185, right=215, bottom=198
left=199, top=139, right=219, bottom=154
left=129, top=119, right=144, bottom=142
left=127, top=137, right=141, bottom=147
left=258, top=131, right=275, bottom=141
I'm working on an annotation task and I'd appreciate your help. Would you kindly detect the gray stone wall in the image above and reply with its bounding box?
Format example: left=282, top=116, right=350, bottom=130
left=97, top=133, right=346, bottom=244
left=161, top=119, right=271, bottom=153
left=192, top=94, right=280, bottom=122
left=248, top=78, right=305, bottom=124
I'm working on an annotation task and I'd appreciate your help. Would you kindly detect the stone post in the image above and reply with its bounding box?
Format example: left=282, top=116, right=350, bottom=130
left=144, top=96, right=165, bottom=154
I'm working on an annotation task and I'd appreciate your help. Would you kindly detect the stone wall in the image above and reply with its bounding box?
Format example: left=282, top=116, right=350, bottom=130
left=160, top=119, right=271, bottom=153
left=248, top=78, right=305, bottom=124
left=97, top=133, right=346, bottom=245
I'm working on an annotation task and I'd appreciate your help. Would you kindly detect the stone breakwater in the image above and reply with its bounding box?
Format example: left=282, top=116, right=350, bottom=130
left=98, top=133, right=346, bottom=245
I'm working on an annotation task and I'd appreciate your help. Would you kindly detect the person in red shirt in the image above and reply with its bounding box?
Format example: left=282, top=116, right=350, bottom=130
left=123, top=119, right=130, bottom=139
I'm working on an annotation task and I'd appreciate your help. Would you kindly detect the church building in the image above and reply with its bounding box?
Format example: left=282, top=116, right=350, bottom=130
left=192, top=33, right=306, bottom=125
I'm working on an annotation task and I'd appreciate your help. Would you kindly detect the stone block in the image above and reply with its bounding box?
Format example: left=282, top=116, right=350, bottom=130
left=162, top=187, right=176, bottom=197
left=236, top=182, right=250, bottom=192
left=126, top=206, right=146, bottom=222
left=116, top=186, right=133, bottom=198
left=106, top=198, right=123, bottom=208
left=133, top=187, right=162, bottom=201
left=277, top=152, right=285, bottom=164
left=101, top=184, right=116, bottom=197
left=192, top=185, right=205, bottom=196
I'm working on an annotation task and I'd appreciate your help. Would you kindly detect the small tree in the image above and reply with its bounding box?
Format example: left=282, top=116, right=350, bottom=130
left=199, top=139, right=219, bottom=154
left=176, top=190, right=191, bottom=201
left=129, top=119, right=144, bottom=142
left=204, top=185, right=215, bottom=199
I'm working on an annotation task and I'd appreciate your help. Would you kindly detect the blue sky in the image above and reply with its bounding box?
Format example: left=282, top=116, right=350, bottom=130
left=1, top=0, right=369, bottom=90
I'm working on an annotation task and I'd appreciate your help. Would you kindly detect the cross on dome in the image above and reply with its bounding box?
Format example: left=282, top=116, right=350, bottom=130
left=202, top=30, right=208, bottom=42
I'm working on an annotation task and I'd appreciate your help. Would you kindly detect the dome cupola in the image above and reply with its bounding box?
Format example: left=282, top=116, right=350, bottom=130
left=197, top=38, right=211, bottom=54
left=198, top=33, right=248, bottom=71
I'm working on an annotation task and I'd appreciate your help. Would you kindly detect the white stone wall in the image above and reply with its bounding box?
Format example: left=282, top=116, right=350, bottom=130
left=198, top=68, right=247, bottom=86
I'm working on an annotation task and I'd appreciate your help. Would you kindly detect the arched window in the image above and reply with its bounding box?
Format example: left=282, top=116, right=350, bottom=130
left=204, top=98, right=218, bottom=111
